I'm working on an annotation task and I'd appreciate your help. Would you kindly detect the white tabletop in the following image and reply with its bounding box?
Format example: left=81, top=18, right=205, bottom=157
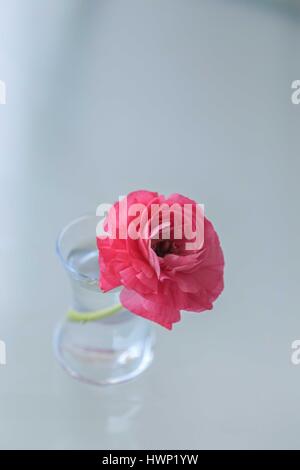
left=0, top=0, right=300, bottom=449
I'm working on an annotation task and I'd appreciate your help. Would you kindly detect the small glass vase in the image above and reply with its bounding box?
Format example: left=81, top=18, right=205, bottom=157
left=54, top=215, right=154, bottom=386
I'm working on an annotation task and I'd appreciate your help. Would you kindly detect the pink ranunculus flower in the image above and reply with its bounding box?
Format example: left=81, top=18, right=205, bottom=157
left=97, top=190, right=224, bottom=329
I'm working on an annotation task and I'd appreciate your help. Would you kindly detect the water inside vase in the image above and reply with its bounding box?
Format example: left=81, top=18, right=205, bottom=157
left=67, top=244, right=99, bottom=282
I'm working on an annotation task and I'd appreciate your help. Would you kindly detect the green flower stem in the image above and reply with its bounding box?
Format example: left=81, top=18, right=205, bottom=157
left=67, top=303, right=123, bottom=322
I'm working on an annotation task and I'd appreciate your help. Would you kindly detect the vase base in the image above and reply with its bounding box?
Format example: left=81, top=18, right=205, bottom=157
left=53, top=318, right=154, bottom=386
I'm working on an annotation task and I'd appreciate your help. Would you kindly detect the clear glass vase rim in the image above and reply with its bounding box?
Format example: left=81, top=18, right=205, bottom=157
left=56, top=213, right=100, bottom=282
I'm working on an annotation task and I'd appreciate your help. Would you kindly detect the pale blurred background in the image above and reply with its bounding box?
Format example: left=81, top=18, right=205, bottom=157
left=0, top=0, right=299, bottom=449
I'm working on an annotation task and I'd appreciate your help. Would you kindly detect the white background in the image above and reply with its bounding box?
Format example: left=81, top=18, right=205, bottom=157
left=0, top=0, right=300, bottom=449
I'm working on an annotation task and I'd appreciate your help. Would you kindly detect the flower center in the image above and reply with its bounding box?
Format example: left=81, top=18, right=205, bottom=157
left=151, top=239, right=172, bottom=258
